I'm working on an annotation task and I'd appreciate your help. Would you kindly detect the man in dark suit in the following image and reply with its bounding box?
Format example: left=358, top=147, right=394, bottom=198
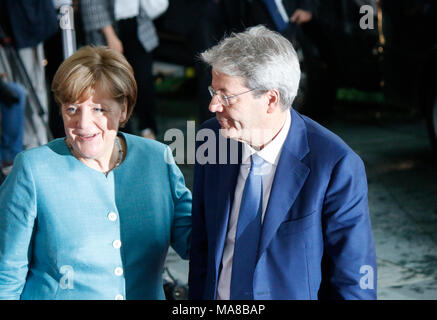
left=188, top=25, right=377, bottom=300
left=221, top=0, right=315, bottom=36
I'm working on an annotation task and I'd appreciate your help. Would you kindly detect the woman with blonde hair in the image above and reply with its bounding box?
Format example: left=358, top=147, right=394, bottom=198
left=0, top=46, right=191, bottom=300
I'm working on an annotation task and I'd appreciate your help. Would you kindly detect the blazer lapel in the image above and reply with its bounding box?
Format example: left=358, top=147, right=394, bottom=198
left=258, top=109, right=310, bottom=258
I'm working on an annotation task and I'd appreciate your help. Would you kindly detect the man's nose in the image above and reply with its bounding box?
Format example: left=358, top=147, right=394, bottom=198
left=209, top=95, right=224, bottom=113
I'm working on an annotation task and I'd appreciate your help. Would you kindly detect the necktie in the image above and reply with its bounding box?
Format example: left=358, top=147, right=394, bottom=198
left=230, top=154, right=264, bottom=299
left=262, top=0, right=290, bottom=32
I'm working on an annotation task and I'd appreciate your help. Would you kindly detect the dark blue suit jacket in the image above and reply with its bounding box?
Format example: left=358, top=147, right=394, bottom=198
left=188, top=108, right=377, bottom=300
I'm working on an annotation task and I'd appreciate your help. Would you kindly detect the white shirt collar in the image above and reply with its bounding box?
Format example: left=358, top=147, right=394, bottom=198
left=242, top=110, right=291, bottom=166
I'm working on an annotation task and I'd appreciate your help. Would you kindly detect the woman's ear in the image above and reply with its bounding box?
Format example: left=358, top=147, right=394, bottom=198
left=120, top=99, right=128, bottom=123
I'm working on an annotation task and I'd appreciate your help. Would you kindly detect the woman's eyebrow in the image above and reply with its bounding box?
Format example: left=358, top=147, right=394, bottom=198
left=71, top=102, right=103, bottom=108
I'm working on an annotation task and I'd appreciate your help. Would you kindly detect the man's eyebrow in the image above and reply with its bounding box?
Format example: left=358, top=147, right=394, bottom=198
left=212, top=86, right=228, bottom=94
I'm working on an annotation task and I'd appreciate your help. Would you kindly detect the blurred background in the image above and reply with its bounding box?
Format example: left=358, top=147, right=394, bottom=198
left=0, top=0, right=436, bottom=300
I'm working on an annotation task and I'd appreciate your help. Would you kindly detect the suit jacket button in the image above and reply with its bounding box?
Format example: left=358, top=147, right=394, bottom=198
left=108, top=212, right=118, bottom=221
left=113, top=240, right=122, bottom=249
left=114, top=267, right=123, bottom=276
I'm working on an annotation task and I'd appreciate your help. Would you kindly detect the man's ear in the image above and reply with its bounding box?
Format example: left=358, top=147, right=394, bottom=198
left=265, top=89, right=281, bottom=113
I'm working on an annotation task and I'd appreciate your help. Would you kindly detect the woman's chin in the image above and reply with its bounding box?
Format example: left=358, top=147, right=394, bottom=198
left=73, top=144, right=102, bottom=160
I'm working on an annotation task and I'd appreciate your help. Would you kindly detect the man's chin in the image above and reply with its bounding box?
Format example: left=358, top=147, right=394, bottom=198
left=219, top=127, right=239, bottom=140
left=219, top=128, right=266, bottom=147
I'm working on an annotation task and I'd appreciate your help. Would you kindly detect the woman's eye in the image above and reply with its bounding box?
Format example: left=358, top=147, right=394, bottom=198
left=94, top=108, right=104, bottom=113
left=66, top=107, right=77, bottom=114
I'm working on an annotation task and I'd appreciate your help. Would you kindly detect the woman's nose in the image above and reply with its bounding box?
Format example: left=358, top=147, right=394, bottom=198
left=76, top=110, right=93, bottom=128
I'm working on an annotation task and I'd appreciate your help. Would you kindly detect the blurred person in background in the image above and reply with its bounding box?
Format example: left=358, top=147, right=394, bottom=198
left=0, top=46, right=191, bottom=300
left=80, top=0, right=162, bottom=140
left=0, top=0, right=58, bottom=148
left=220, top=0, right=315, bottom=36
left=0, top=76, right=26, bottom=184
left=252, top=0, right=313, bottom=32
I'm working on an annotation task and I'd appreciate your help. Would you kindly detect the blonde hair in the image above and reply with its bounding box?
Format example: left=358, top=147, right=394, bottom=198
left=51, top=45, right=137, bottom=126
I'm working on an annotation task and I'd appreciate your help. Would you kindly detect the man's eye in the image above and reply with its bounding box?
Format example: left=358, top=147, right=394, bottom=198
left=94, top=108, right=104, bottom=113
left=224, top=95, right=235, bottom=103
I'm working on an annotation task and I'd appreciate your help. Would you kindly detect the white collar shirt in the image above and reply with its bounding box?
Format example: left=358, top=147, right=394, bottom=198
left=114, top=0, right=139, bottom=20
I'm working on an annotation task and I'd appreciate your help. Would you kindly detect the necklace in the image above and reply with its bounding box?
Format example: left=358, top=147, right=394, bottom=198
left=65, top=136, right=124, bottom=175
left=113, top=136, right=123, bottom=170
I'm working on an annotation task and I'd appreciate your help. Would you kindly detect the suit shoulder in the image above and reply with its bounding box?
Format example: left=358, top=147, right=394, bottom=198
left=123, top=132, right=167, bottom=154
left=301, top=114, right=363, bottom=164
left=122, top=133, right=174, bottom=169
left=17, top=138, right=66, bottom=162
left=199, top=118, right=220, bottom=131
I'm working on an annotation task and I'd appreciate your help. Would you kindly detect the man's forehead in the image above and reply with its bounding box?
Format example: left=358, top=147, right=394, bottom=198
left=212, top=68, right=230, bottom=77
left=212, top=68, right=245, bottom=85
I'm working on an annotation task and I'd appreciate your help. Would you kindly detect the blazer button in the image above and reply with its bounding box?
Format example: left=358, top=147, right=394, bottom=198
left=113, top=240, right=122, bottom=249
left=108, top=212, right=118, bottom=221
left=114, top=267, right=123, bottom=276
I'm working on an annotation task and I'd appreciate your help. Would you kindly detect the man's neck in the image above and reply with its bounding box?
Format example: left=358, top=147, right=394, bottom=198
left=252, top=113, right=288, bottom=150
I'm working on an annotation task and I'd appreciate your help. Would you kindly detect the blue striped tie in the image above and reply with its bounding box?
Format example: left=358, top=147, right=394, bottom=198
left=230, top=154, right=264, bottom=299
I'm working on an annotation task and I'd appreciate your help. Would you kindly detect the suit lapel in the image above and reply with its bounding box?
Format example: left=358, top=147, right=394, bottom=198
left=258, top=109, right=310, bottom=258
left=213, top=140, right=242, bottom=273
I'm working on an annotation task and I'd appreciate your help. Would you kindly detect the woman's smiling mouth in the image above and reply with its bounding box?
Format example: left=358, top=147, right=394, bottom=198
left=77, top=133, right=99, bottom=142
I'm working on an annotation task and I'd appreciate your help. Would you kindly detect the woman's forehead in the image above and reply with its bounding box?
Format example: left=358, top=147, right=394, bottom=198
left=73, top=83, right=114, bottom=102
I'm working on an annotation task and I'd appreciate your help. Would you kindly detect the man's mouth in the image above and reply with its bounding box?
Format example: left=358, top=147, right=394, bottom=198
left=217, top=117, right=229, bottom=128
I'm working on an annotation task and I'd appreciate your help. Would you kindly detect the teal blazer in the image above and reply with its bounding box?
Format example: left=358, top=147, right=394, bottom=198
left=0, top=133, right=192, bottom=300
